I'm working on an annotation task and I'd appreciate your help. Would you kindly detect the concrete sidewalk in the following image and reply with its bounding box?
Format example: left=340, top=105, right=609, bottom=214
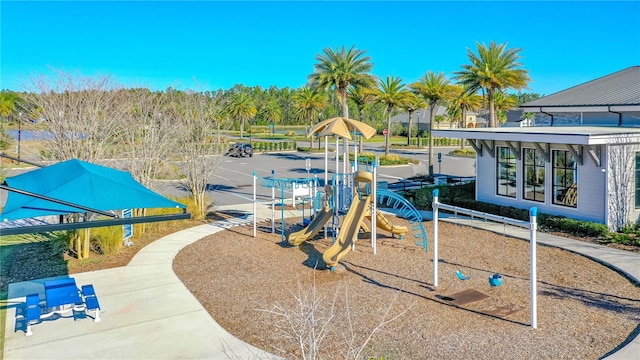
left=3, top=202, right=296, bottom=360
left=4, top=202, right=639, bottom=359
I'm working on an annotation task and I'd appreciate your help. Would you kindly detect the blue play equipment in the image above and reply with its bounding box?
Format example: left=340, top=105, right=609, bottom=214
left=331, top=172, right=353, bottom=214
left=489, top=273, right=504, bottom=287
left=259, top=173, right=320, bottom=243
left=451, top=211, right=473, bottom=281
left=375, top=189, right=428, bottom=252
left=455, top=270, right=472, bottom=281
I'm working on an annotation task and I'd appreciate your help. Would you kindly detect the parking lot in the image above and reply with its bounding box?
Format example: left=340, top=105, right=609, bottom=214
left=155, top=146, right=476, bottom=207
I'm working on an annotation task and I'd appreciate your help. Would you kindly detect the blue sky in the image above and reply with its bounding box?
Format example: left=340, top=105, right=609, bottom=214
left=2, top=1, right=639, bottom=96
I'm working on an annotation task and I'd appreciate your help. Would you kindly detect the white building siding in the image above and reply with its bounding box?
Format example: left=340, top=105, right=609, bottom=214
left=607, top=143, right=640, bottom=230
left=476, top=151, right=496, bottom=204
left=569, top=148, right=606, bottom=223
left=474, top=141, right=607, bottom=224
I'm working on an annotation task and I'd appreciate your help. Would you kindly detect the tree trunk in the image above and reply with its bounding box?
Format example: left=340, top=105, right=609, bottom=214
left=488, top=88, right=496, bottom=128
left=339, top=89, right=349, bottom=118
left=83, top=228, right=90, bottom=259
left=359, top=111, right=365, bottom=153
left=240, top=118, right=244, bottom=139
left=461, top=109, right=466, bottom=150
left=385, top=110, right=391, bottom=156
left=428, top=102, right=436, bottom=176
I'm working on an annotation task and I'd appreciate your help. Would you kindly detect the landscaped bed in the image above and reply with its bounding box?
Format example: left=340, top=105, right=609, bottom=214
left=173, top=216, right=640, bottom=359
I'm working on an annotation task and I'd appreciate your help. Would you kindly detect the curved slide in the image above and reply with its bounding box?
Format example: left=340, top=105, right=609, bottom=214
left=365, top=209, right=408, bottom=238
left=288, top=205, right=333, bottom=246
left=323, top=171, right=373, bottom=268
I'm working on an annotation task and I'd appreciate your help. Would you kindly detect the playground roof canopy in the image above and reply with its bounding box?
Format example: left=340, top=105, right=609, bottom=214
left=1, top=159, right=188, bottom=233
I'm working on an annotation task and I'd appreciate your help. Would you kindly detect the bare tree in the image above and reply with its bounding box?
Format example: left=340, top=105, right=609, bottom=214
left=608, top=143, right=637, bottom=231
left=22, top=69, right=128, bottom=162
left=169, top=89, right=224, bottom=219
left=258, top=274, right=413, bottom=360
left=114, top=89, right=180, bottom=189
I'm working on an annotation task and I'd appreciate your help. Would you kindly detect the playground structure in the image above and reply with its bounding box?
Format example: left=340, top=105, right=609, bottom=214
left=431, top=189, right=539, bottom=328
left=252, top=171, right=320, bottom=241
left=321, top=170, right=374, bottom=267
left=286, top=162, right=428, bottom=267
left=252, top=155, right=428, bottom=270
left=288, top=185, right=333, bottom=246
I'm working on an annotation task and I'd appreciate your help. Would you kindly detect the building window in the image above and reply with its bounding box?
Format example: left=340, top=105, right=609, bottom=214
left=552, top=150, right=577, bottom=207
left=636, top=152, right=640, bottom=208
left=497, top=146, right=516, bottom=197
left=523, top=148, right=545, bottom=202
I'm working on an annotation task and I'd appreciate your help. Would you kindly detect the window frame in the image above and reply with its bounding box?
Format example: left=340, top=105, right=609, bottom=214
left=496, top=146, right=517, bottom=198
left=552, top=149, right=578, bottom=208
left=523, top=148, right=545, bottom=203
left=635, top=152, right=640, bottom=209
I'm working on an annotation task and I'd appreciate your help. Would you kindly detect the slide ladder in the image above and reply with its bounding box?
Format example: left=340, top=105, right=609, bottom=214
left=376, top=189, right=428, bottom=251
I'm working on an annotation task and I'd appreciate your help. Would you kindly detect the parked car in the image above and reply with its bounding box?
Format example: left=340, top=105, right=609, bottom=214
left=225, top=143, right=253, bottom=157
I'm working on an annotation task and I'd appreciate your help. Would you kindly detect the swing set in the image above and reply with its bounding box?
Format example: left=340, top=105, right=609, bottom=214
left=432, top=189, right=539, bottom=329
left=452, top=212, right=505, bottom=287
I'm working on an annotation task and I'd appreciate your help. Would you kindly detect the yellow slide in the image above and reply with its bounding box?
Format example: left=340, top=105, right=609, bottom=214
left=323, top=171, right=373, bottom=268
left=366, top=209, right=408, bottom=238
left=288, top=205, right=333, bottom=246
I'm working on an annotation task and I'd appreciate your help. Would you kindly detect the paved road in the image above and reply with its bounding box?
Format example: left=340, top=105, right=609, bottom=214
left=154, top=145, right=476, bottom=207
left=0, top=145, right=476, bottom=208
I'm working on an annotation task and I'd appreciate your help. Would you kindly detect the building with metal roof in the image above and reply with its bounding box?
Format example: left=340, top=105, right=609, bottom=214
left=433, top=66, right=640, bottom=230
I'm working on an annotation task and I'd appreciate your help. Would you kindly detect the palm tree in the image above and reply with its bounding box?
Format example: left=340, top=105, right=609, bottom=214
left=449, top=84, right=482, bottom=148
left=493, top=91, right=518, bottom=125
left=348, top=85, right=375, bottom=122
left=260, top=100, right=283, bottom=127
left=411, top=71, right=455, bottom=175
left=226, top=92, right=256, bottom=140
left=292, top=86, right=328, bottom=148
left=403, top=93, right=426, bottom=146
left=348, top=85, right=376, bottom=152
left=308, top=45, right=375, bottom=118
left=453, top=41, right=530, bottom=128
left=374, top=76, right=411, bottom=156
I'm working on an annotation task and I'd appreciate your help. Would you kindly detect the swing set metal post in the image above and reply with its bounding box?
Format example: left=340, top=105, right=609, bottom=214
left=530, top=207, right=538, bottom=329
left=253, top=172, right=257, bottom=238
left=372, top=159, right=378, bottom=255
left=433, top=190, right=439, bottom=288
left=432, top=189, right=539, bottom=329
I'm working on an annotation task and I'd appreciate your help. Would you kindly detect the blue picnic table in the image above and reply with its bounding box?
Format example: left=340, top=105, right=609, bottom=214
left=21, top=277, right=101, bottom=336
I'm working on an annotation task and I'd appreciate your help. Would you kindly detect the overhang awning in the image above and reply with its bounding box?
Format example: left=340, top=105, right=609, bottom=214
left=432, top=126, right=640, bottom=145
left=1, top=159, right=186, bottom=222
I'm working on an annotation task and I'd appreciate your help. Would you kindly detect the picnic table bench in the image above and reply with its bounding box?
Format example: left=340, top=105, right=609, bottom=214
left=19, top=277, right=101, bottom=336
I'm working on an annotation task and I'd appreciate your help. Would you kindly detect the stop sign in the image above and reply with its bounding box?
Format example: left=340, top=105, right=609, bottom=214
left=383, top=129, right=388, bottom=135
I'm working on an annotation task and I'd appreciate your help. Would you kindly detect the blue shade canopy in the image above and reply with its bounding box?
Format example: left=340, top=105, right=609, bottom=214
left=1, top=159, right=185, bottom=221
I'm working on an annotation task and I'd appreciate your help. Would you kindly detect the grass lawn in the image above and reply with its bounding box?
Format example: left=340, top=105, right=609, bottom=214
left=0, top=233, right=69, bottom=360
left=0, top=219, right=204, bottom=359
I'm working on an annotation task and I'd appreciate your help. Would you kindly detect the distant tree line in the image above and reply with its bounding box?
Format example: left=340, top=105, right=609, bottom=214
left=0, top=41, right=543, bottom=201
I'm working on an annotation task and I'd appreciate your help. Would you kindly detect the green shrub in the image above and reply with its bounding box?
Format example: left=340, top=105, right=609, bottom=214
left=298, top=146, right=333, bottom=153
left=540, top=217, right=608, bottom=237
left=449, top=148, right=476, bottom=157
left=90, top=226, right=123, bottom=255
left=343, top=152, right=419, bottom=166
left=414, top=182, right=476, bottom=210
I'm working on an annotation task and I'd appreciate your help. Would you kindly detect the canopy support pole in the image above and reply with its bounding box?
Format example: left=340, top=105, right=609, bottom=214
left=0, top=184, right=117, bottom=219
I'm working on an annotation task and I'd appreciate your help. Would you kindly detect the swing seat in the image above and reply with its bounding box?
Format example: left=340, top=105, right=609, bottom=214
left=488, top=273, right=503, bottom=287
left=455, top=270, right=472, bottom=281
